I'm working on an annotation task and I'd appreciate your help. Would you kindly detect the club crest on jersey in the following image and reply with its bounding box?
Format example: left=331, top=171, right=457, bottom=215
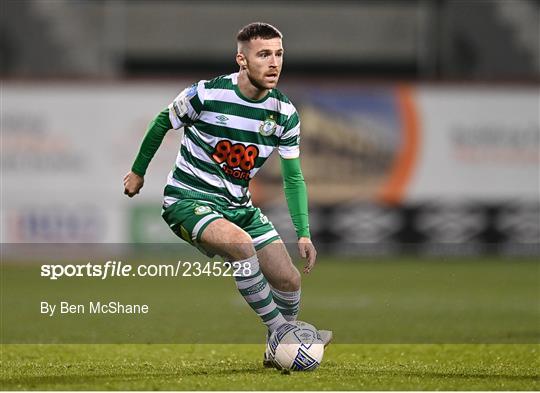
left=194, top=205, right=212, bottom=215
left=259, top=116, right=277, bottom=136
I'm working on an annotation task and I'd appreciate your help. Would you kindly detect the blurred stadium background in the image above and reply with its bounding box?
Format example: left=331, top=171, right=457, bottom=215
left=2, top=0, right=538, bottom=256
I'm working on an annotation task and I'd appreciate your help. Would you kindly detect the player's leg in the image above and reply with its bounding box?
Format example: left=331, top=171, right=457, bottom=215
left=162, top=199, right=286, bottom=332
left=258, top=240, right=333, bottom=348
left=198, top=217, right=254, bottom=260
left=239, top=207, right=331, bottom=368
left=239, top=208, right=302, bottom=323
left=257, top=240, right=301, bottom=322
left=199, top=218, right=287, bottom=333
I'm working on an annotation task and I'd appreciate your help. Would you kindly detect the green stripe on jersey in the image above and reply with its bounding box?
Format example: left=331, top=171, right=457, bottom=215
left=184, top=127, right=214, bottom=155
left=164, top=185, right=236, bottom=207
left=204, top=100, right=288, bottom=125
left=196, top=121, right=279, bottom=147
left=204, top=77, right=234, bottom=90
left=189, top=94, right=203, bottom=114
left=173, top=166, right=249, bottom=205
left=279, top=135, right=298, bottom=147
left=284, top=112, right=300, bottom=132
left=180, top=144, right=249, bottom=188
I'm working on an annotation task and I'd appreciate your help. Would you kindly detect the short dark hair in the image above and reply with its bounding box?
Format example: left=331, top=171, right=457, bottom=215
left=236, top=22, right=283, bottom=42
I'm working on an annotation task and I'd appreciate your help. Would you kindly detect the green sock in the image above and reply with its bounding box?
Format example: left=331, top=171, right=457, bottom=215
left=234, top=254, right=287, bottom=332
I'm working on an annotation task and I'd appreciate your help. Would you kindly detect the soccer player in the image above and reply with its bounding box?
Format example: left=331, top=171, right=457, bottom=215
left=123, top=22, right=331, bottom=366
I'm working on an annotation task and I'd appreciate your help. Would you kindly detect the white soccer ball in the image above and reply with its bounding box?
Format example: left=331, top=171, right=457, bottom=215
left=267, top=321, right=324, bottom=371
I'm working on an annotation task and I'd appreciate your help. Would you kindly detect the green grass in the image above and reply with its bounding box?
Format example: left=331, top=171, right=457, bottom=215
left=2, top=257, right=538, bottom=344
left=1, top=256, right=539, bottom=389
left=1, top=344, right=538, bottom=390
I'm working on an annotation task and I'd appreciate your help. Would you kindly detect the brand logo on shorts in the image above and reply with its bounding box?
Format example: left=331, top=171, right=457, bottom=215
left=194, top=206, right=212, bottom=215
left=259, top=116, right=277, bottom=136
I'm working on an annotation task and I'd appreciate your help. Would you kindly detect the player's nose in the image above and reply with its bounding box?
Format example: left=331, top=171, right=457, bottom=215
left=269, top=55, right=278, bottom=67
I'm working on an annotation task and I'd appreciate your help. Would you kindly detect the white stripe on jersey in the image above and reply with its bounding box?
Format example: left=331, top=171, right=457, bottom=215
left=203, top=87, right=297, bottom=119
left=278, top=145, right=300, bottom=159
left=168, top=80, right=206, bottom=129
left=280, top=123, right=300, bottom=141
left=176, top=159, right=247, bottom=199
left=200, top=111, right=285, bottom=136
left=180, top=137, right=214, bottom=165
left=166, top=172, right=247, bottom=207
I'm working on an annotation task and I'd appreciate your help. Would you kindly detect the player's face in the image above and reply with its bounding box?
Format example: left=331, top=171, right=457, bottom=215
left=240, top=38, right=283, bottom=90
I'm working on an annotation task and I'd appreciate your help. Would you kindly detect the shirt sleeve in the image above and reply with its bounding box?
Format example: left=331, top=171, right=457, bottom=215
left=131, top=108, right=172, bottom=176
left=281, top=156, right=310, bottom=238
left=278, top=109, right=300, bottom=159
left=168, top=81, right=205, bottom=129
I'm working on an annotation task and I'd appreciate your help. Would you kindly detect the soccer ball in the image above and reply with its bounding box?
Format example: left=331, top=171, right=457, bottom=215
left=267, top=321, right=324, bottom=371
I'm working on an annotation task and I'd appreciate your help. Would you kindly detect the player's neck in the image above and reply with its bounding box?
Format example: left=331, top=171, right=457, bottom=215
left=237, top=70, right=270, bottom=101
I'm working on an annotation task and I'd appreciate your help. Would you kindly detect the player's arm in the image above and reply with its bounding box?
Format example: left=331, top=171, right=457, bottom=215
left=124, top=108, right=172, bottom=197
left=280, top=157, right=317, bottom=273
left=124, top=82, right=204, bottom=197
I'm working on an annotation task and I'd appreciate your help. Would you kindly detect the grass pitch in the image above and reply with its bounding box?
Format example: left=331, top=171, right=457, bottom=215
left=1, top=256, right=539, bottom=389
left=1, top=344, right=538, bottom=390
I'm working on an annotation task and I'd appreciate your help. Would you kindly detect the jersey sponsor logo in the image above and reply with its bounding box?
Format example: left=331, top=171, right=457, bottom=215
left=212, top=140, right=259, bottom=180
left=259, top=116, right=277, bottom=136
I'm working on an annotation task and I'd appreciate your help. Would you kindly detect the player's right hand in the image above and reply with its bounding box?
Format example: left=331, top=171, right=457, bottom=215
left=123, top=171, right=144, bottom=197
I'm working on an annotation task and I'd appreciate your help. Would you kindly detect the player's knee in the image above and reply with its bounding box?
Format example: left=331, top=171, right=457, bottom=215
left=292, top=269, right=302, bottom=291
left=284, top=268, right=301, bottom=291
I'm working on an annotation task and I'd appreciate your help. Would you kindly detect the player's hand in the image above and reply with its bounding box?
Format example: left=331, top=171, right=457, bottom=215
left=123, top=171, right=144, bottom=197
left=298, top=237, right=317, bottom=274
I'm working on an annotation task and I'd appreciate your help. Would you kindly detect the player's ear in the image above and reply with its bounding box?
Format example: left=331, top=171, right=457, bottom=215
left=236, top=53, right=247, bottom=69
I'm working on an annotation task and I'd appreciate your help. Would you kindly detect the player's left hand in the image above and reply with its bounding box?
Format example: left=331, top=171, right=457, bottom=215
left=298, top=237, right=317, bottom=274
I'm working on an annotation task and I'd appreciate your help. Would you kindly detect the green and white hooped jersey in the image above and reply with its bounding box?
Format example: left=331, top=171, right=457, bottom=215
left=164, top=72, right=300, bottom=209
